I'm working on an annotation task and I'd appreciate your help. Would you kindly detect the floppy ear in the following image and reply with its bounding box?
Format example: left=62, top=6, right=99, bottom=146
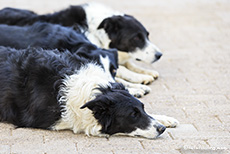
left=98, top=18, right=109, bottom=29
left=97, top=16, right=121, bottom=32
left=80, top=95, right=112, bottom=112
left=80, top=96, right=114, bottom=131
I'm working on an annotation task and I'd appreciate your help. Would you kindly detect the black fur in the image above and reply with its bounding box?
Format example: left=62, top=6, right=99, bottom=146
left=0, top=46, right=165, bottom=137
left=0, top=6, right=155, bottom=54
left=0, top=23, right=118, bottom=78
left=0, top=6, right=87, bottom=30
left=98, top=15, right=149, bottom=53
left=0, top=47, right=89, bottom=128
left=81, top=83, right=151, bottom=135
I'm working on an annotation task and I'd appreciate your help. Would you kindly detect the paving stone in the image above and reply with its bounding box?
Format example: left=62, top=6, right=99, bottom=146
left=207, top=138, right=230, bottom=151
left=0, top=123, right=13, bottom=144
left=0, top=0, right=230, bottom=153
left=169, top=131, right=230, bottom=140
left=0, top=144, right=11, bottom=154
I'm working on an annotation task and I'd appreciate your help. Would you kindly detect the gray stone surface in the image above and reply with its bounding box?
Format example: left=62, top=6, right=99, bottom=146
left=0, top=0, right=229, bottom=153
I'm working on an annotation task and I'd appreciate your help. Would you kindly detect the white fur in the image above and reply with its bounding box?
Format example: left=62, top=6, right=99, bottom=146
left=83, top=3, right=162, bottom=64
left=131, top=39, right=162, bottom=64
left=82, top=3, right=162, bottom=90
left=151, top=114, right=180, bottom=128
left=99, top=55, right=115, bottom=82
left=52, top=63, right=114, bottom=136
left=115, top=77, right=151, bottom=98
left=83, top=3, right=123, bottom=48
left=125, top=60, right=159, bottom=79
left=117, top=119, right=162, bottom=139
left=51, top=63, right=171, bottom=138
left=116, top=65, right=154, bottom=84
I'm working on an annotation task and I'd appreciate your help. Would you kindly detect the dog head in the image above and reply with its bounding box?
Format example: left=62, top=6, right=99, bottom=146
left=76, top=46, right=118, bottom=78
left=98, top=15, right=162, bottom=64
left=81, top=83, right=166, bottom=139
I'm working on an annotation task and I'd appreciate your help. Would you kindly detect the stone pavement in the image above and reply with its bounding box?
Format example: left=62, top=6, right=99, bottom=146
left=0, top=0, right=230, bottom=153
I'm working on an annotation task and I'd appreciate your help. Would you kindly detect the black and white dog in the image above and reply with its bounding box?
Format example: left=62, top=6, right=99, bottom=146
left=0, top=22, right=118, bottom=80
left=0, top=22, right=152, bottom=97
left=0, top=46, right=170, bottom=139
left=0, top=3, right=162, bottom=97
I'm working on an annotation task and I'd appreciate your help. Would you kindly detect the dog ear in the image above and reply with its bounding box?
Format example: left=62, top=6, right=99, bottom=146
left=97, top=18, right=110, bottom=30
left=80, top=96, right=112, bottom=112
left=97, top=16, right=122, bottom=32
left=80, top=96, right=114, bottom=131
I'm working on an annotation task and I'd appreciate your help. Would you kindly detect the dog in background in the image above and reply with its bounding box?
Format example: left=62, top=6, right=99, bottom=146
left=0, top=22, right=118, bottom=82
left=0, top=3, right=163, bottom=97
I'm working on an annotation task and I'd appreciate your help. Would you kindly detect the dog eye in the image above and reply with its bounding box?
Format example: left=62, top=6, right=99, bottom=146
left=130, top=107, right=140, bottom=118
left=130, top=112, right=138, bottom=118
left=133, top=36, right=141, bottom=41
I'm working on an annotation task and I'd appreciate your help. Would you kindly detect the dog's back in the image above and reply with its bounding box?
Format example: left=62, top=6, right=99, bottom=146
left=0, top=22, right=89, bottom=50
left=0, top=23, right=118, bottom=79
left=0, top=6, right=87, bottom=29
left=0, top=7, right=37, bottom=25
left=0, top=46, right=90, bottom=128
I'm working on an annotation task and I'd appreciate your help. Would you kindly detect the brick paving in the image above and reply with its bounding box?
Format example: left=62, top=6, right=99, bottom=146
left=0, top=0, right=230, bottom=153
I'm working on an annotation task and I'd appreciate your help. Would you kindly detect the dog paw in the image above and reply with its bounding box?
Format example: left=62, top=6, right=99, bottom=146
left=150, top=115, right=179, bottom=128
left=142, top=75, right=154, bottom=85
left=127, top=88, right=146, bottom=98
left=131, top=74, right=154, bottom=85
left=128, top=88, right=145, bottom=98
left=127, top=85, right=151, bottom=98
left=116, top=77, right=152, bottom=98
left=145, top=70, right=159, bottom=79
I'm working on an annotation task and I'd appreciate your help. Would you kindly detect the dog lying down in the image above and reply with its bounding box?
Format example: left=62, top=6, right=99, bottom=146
left=0, top=3, right=163, bottom=97
left=0, top=46, right=178, bottom=139
left=0, top=22, right=148, bottom=97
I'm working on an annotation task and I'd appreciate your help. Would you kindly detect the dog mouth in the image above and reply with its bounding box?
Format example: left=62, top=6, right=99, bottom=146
left=151, top=59, right=159, bottom=63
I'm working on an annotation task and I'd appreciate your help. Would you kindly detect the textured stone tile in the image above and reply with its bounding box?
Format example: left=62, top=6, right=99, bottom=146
left=0, top=144, right=11, bottom=154
left=0, top=0, right=230, bottom=153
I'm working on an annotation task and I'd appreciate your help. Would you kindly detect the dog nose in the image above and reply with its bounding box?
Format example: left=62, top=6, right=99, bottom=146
left=155, top=51, right=162, bottom=60
left=156, top=124, right=166, bottom=135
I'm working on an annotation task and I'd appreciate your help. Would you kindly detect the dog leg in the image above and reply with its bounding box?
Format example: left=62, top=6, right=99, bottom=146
left=115, top=77, right=151, bottom=98
left=116, top=65, right=154, bottom=85
left=125, top=61, right=159, bottom=79
left=150, top=114, right=179, bottom=128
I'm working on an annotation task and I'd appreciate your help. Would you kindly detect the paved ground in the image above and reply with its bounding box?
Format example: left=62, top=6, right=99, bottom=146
left=0, top=0, right=230, bottom=153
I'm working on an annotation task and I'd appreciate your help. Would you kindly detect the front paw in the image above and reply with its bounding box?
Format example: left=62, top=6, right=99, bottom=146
left=128, top=88, right=146, bottom=98
left=132, top=74, right=154, bottom=85
left=150, top=115, right=179, bottom=128
left=145, top=70, right=159, bottom=79
left=127, top=84, right=151, bottom=98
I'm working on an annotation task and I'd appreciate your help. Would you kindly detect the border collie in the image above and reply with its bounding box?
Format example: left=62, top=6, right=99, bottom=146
left=0, top=22, right=118, bottom=81
left=0, top=3, right=162, bottom=97
left=0, top=22, right=150, bottom=97
left=0, top=46, right=177, bottom=139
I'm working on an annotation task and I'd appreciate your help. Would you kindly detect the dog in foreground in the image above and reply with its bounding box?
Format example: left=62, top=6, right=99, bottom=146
left=0, top=46, right=180, bottom=139
left=0, top=3, right=162, bottom=97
